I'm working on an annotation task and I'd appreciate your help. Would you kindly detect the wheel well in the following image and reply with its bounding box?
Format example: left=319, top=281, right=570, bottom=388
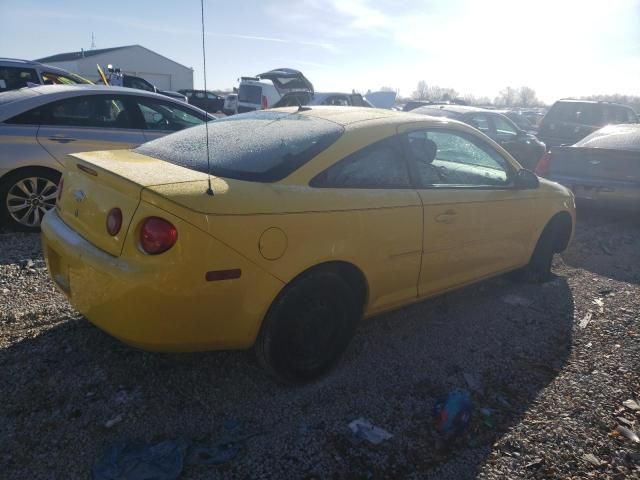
left=0, top=166, right=61, bottom=186
left=292, top=261, right=369, bottom=310
left=547, top=211, right=573, bottom=253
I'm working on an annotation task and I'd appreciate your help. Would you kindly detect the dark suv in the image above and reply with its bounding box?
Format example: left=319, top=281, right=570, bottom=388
left=538, top=99, right=637, bottom=148
left=179, top=89, right=225, bottom=113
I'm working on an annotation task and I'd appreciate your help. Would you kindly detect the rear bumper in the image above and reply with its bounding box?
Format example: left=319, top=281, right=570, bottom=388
left=41, top=209, right=283, bottom=352
left=548, top=174, right=640, bottom=209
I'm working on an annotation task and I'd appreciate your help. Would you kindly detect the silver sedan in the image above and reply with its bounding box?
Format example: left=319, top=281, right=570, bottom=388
left=0, top=85, right=212, bottom=230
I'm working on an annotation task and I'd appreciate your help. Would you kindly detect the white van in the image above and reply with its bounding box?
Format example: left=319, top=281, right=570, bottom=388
left=237, top=68, right=314, bottom=113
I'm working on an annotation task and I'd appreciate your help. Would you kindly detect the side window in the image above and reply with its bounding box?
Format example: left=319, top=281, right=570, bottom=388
left=311, top=136, right=410, bottom=188
left=5, top=106, right=44, bottom=125
left=0, top=67, right=38, bottom=91
left=466, top=114, right=491, bottom=135
left=195, top=91, right=206, bottom=99
left=44, top=95, right=134, bottom=129
left=405, top=130, right=510, bottom=187
left=41, top=72, right=81, bottom=85
left=350, top=95, right=366, bottom=107
left=127, top=77, right=155, bottom=92
left=206, top=92, right=217, bottom=99
left=135, top=98, right=205, bottom=131
left=626, top=109, right=637, bottom=123
left=492, top=115, right=518, bottom=138
left=322, top=96, right=349, bottom=106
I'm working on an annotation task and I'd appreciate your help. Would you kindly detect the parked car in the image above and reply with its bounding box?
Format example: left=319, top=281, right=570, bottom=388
left=272, top=91, right=373, bottom=108
left=538, top=99, right=637, bottom=148
left=0, top=85, right=212, bottom=230
left=536, top=124, right=640, bottom=209
left=237, top=68, right=314, bottom=113
left=413, top=105, right=546, bottom=169
left=117, top=73, right=188, bottom=103
left=41, top=106, right=574, bottom=383
left=0, top=58, right=92, bottom=92
left=497, top=110, right=538, bottom=134
left=179, top=89, right=225, bottom=113
left=223, top=93, right=237, bottom=115
left=403, top=100, right=432, bottom=112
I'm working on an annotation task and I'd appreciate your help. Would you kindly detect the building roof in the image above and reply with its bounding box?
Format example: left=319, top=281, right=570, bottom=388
left=35, top=45, right=133, bottom=63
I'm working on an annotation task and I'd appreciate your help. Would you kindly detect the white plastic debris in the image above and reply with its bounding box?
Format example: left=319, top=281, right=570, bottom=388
left=501, top=294, right=532, bottom=307
left=616, top=425, right=640, bottom=443
left=579, top=312, right=593, bottom=329
left=622, top=399, right=640, bottom=411
left=348, top=418, right=393, bottom=444
left=105, top=414, right=123, bottom=428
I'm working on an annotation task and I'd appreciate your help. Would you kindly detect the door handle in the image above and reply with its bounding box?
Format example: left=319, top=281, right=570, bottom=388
left=48, top=136, right=76, bottom=143
left=435, top=210, right=457, bottom=224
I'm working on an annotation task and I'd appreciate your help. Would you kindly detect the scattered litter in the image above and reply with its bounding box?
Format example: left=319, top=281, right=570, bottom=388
left=579, top=312, right=593, bottom=329
left=104, top=414, right=123, bottom=429
left=585, top=342, right=593, bottom=348
left=463, top=372, right=482, bottom=392
left=582, top=453, right=603, bottom=467
left=93, top=438, right=188, bottom=480
left=501, top=294, right=532, bottom=307
left=615, top=425, right=640, bottom=443
left=348, top=418, right=393, bottom=444
left=623, top=399, right=640, bottom=411
left=433, top=390, right=473, bottom=438
left=525, top=457, right=544, bottom=469
left=592, top=298, right=604, bottom=313
left=616, top=417, right=635, bottom=428
left=20, top=259, right=34, bottom=270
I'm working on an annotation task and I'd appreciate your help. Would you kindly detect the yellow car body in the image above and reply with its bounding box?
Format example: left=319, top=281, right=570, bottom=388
left=41, top=107, right=575, bottom=358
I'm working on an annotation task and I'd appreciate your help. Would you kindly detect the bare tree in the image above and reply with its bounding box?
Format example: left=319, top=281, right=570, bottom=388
left=518, top=86, right=539, bottom=107
left=380, top=86, right=397, bottom=92
left=495, top=86, right=518, bottom=106
left=412, top=80, right=429, bottom=100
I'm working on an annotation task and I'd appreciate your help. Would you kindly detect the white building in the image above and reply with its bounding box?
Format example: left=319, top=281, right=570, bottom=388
left=35, top=44, right=193, bottom=91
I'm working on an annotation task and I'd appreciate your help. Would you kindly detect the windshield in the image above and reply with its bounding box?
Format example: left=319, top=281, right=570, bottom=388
left=575, top=125, right=640, bottom=152
left=134, top=111, right=344, bottom=182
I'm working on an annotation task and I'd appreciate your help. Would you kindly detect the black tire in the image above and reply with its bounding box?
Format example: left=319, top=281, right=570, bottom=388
left=0, top=168, right=61, bottom=232
left=519, top=222, right=559, bottom=283
left=255, top=269, right=361, bottom=384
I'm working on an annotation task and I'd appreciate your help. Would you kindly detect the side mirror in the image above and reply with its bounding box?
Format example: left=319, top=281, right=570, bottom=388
left=514, top=169, right=539, bottom=189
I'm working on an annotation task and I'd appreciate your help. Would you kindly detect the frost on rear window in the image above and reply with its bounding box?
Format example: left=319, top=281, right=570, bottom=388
left=575, top=125, right=640, bottom=152
left=134, top=111, right=344, bottom=182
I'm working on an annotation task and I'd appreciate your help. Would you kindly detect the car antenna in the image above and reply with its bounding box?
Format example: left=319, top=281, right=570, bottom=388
left=200, top=0, right=214, bottom=196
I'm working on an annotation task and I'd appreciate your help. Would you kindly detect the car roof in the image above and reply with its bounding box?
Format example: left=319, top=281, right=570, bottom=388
left=554, top=99, right=633, bottom=108
left=270, top=105, right=461, bottom=128
left=0, top=85, right=209, bottom=121
left=415, top=104, right=491, bottom=115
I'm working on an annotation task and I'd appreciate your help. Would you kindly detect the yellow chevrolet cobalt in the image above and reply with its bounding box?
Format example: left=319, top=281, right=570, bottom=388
left=41, top=107, right=575, bottom=382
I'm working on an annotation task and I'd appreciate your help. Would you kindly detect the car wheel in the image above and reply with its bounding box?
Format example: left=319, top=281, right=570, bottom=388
left=519, top=222, right=560, bottom=283
left=0, top=168, right=60, bottom=231
left=255, top=269, right=361, bottom=384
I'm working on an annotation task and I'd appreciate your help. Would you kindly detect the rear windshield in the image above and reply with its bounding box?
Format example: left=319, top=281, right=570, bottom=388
left=575, top=125, right=640, bottom=152
left=545, top=102, right=603, bottom=126
left=134, top=111, right=344, bottom=182
left=238, top=84, right=261, bottom=104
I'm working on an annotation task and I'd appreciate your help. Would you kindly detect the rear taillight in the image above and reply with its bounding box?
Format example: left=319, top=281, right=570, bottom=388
left=139, top=217, right=178, bottom=255
left=535, top=151, right=552, bottom=177
left=106, top=208, right=123, bottom=236
left=261, top=95, right=268, bottom=109
left=56, top=177, right=64, bottom=202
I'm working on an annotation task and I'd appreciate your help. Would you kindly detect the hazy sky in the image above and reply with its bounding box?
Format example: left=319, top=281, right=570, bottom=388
left=1, top=0, right=639, bottom=102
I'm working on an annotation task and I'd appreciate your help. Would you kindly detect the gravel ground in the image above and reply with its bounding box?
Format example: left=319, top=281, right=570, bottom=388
left=1, top=206, right=638, bottom=479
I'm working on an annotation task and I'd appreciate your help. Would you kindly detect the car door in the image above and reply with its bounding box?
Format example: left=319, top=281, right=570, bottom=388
left=310, top=134, right=423, bottom=312
left=398, top=124, right=536, bottom=297
left=132, top=97, right=208, bottom=142
left=36, top=94, right=146, bottom=163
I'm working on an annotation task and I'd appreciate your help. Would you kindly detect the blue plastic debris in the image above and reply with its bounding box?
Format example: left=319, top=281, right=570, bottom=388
left=433, top=389, right=473, bottom=438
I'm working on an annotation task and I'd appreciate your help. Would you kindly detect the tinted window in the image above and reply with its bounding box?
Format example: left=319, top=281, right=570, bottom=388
left=125, top=76, right=155, bottom=92
left=238, top=84, right=261, bottom=104
left=322, top=95, right=349, bottom=106
left=135, top=98, right=205, bottom=131
left=273, top=92, right=311, bottom=108
left=311, top=136, right=410, bottom=188
left=546, top=102, right=603, bottom=125
left=465, top=113, right=491, bottom=134
left=5, top=106, right=44, bottom=125
left=134, top=111, right=344, bottom=182
left=42, top=95, right=134, bottom=128
left=0, top=66, right=38, bottom=91
left=406, top=130, right=510, bottom=187
left=492, top=115, right=518, bottom=137
left=350, top=95, right=367, bottom=107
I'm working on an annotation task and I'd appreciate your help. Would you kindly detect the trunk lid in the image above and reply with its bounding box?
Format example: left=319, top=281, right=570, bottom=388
left=550, top=146, right=640, bottom=183
left=56, top=149, right=208, bottom=256
left=257, top=68, right=314, bottom=95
